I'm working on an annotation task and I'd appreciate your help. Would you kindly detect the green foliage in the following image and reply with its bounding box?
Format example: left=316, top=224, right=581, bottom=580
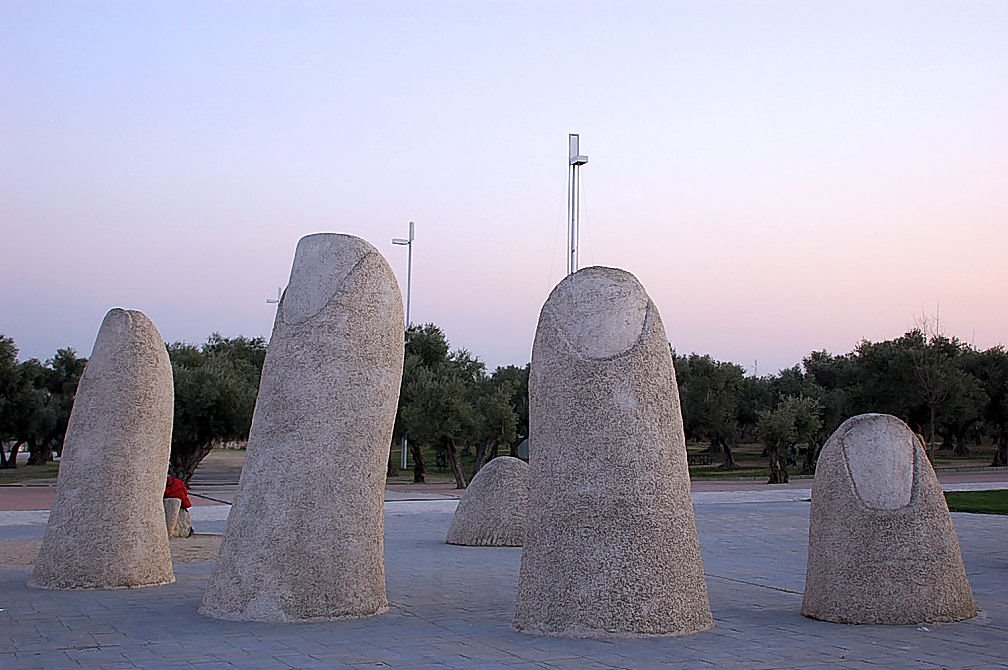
left=488, top=364, right=529, bottom=443
left=0, top=336, right=86, bottom=467
left=3, top=320, right=1006, bottom=482
left=397, top=324, right=523, bottom=486
left=757, top=395, right=822, bottom=483
left=960, top=345, right=1008, bottom=465
left=757, top=395, right=822, bottom=451
left=673, top=352, right=745, bottom=445
left=672, top=324, right=1008, bottom=477
left=168, top=334, right=266, bottom=481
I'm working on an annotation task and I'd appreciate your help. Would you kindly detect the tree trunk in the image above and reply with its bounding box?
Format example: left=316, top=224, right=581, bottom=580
left=471, top=436, right=500, bottom=479
left=801, top=441, right=820, bottom=476
left=27, top=438, right=51, bottom=465
left=170, top=442, right=216, bottom=484
left=952, top=429, right=970, bottom=457
left=718, top=438, right=737, bottom=468
left=409, top=443, right=426, bottom=483
left=386, top=449, right=398, bottom=478
left=929, top=404, right=937, bottom=455
left=767, top=444, right=789, bottom=484
left=706, top=437, right=723, bottom=454
left=992, top=432, right=1008, bottom=467
left=440, top=435, right=468, bottom=489
left=1, top=441, right=23, bottom=469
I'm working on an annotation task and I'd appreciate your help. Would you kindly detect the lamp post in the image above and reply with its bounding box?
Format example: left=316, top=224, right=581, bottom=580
left=393, top=221, right=414, bottom=470
left=568, top=134, right=588, bottom=275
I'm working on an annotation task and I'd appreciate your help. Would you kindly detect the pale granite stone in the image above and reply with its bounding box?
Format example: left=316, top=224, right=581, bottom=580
left=802, top=413, right=976, bottom=624
left=447, top=456, right=529, bottom=546
left=200, top=233, right=404, bottom=622
left=513, top=266, right=713, bottom=638
left=32, top=309, right=174, bottom=589
left=164, top=498, right=181, bottom=536
left=173, top=506, right=192, bottom=539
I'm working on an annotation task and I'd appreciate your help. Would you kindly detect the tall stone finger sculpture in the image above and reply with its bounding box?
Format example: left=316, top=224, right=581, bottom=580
left=32, top=309, right=174, bottom=589
left=200, top=233, right=404, bottom=622
left=802, top=413, right=976, bottom=624
left=514, top=266, right=713, bottom=638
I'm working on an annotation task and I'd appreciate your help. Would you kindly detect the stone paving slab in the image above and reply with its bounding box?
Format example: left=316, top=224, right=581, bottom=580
left=3, top=499, right=1007, bottom=669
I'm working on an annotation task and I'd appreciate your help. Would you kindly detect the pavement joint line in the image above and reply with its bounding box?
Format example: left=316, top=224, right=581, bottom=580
left=705, top=573, right=804, bottom=595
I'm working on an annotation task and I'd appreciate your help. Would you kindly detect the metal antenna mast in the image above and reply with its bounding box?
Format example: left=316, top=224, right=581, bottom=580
left=568, top=133, right=588, bottom=275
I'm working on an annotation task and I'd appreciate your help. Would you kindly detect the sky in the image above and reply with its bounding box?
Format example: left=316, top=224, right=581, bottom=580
left=3, top=1, right=1006, bottom=375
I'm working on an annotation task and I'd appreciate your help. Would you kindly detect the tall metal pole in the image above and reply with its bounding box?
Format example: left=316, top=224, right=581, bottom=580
left=568, top=165, right=575, bottom=275
left=393, top=222, right=415, bottom=471
left=568, top=134, right=588, bottom=275
left=405, top=221, right=413, bottom=327
left=402, top=222, right=412, bottom=472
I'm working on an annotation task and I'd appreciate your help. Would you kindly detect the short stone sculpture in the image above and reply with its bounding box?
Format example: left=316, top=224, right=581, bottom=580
left=513, top=266, right=713, bottom=638
left=200, top=233, right=404, bottom=622
left=32, top=309, right=175, bottom=589
left=164, top=497, right=182, bottom=535
left=447, top=456, right=529, bottom=546
left=802, top=413, right=976, bottom=624
left=163, top=498, right=193, bottom=538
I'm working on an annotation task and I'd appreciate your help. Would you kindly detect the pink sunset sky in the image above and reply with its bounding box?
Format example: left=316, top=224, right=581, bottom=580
left=3, top=2, right=1006, bottom=374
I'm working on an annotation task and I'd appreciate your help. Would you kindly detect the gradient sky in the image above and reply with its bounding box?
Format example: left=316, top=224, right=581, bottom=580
left=3, top=1, right=1006, bottom=374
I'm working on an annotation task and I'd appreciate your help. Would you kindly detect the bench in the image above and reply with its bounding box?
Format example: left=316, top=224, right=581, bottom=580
left=687, top=452, right=713, bottom=466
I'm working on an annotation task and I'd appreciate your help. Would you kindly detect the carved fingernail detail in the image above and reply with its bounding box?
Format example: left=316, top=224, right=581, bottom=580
left=843, top=414, right=914, bottom=510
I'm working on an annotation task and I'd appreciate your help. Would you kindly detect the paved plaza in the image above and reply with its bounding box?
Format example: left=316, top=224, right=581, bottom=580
left=2, top=484, right=1007, bottom=669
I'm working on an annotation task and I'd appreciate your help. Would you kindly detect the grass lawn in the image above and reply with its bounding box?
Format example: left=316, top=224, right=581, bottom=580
left=688, top=440, right=1001, bottom=480
left=686, top=442, right=807, bottom=480
left=944, top=489, right=1008, bottom=515
left=0, top=462, right=60, bottom=484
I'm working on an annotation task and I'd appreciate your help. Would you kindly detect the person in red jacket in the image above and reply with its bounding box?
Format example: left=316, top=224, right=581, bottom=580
left=164, top=476, right=192, bottom=509
left=164, top=475, right=195, bottom=537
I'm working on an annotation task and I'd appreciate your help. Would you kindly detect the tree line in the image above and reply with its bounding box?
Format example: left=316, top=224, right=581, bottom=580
left=675, top=328, right=1008, bottom=481
left=0, top=333, right=267, bottom=479
left=2, top=324, right=1005, bottom=484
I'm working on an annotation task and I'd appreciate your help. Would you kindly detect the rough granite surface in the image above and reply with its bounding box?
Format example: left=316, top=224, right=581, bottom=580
left=174, top=507, right=192, bottom=538
left=164, top=498, right=181, bottom=536
left=447, top=456, right=529, bottom=546
left=802, top=413, right=977, bottom=624
left=513, top=266, right=713, bottom=638
left=31, top=308, right=175, bottom=589
left=200, top=233, right=404, bottom=622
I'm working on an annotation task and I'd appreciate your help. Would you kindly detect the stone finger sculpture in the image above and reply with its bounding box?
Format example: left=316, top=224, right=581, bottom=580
left=802, top=413, right=976, bottom=624
left=447, top=456, right=529, bottom=546
left=200, top=233, right=404, bottom=622
left=32, top=308, right=175, bottom=590
left=514, top=266, right=713, bottom=638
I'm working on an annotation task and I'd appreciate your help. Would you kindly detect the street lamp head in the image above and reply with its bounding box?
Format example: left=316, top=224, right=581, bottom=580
left=392, top=238, right=410, bottom=245
left=569, top=133, right=588, bottom=166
